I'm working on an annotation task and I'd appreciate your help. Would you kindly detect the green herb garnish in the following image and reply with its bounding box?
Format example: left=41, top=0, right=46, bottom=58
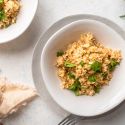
left=94, top=85, right=101, bottom=93
left=109, top=58, right=119, bottom=71
left=74, top=90, right=80, bottom=96
left=88, top=75, right=96, bottom=82
left=56, top=51, right=64, bottom=57
left=0, top=10, right=5, bottom=21
left=68, top=72, right=75, bottom=79
left=64, top=61, right=76, bottom=68
left=120, top=15, right=125, bottom=18
left=0, top=0, right=3, bottom=4
left=80, top=61, right=85, bottom=67
left=101, top=72, right=108, bottom=79
left=69, top=78, right=81, bottom=92
left=90, top=61, right=102, bottom=72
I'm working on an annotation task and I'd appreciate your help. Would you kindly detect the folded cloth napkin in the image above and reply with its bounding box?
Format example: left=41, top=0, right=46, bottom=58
left=0, top=77, right=37, bottom=118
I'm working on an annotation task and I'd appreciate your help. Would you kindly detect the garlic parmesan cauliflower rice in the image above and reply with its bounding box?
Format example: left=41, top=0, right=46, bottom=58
left=56, top=33, right=122, bottom=96
left=0, top=0, right=20, bottom=29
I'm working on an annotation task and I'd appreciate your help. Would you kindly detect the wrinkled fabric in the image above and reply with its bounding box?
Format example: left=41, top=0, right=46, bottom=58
left=0, top=77, right=37, bottom=118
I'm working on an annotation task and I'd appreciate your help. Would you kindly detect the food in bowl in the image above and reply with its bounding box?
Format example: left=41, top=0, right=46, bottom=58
left=0, top=0, right=20, bottom=29
left=56, top=32, right=122, bottom=96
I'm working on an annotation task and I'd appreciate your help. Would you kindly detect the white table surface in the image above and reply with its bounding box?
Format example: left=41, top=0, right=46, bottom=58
left=1, top=0, right=125, bottom=125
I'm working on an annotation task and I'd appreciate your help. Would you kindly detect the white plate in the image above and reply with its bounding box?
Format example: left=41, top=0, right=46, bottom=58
left=0, top=0, right=38, bottom=43
left=41, top=19, right=125, bottom=116
left=32, top=14, right=125, bottom=117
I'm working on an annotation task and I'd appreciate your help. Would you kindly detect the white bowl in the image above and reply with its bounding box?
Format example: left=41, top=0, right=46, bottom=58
left=0, top=0, right=38, bottom=43
left=41, top=19, right=125, bottom=117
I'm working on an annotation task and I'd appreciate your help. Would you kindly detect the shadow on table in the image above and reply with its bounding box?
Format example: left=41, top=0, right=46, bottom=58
left=76, top=99, right=125, bottom=125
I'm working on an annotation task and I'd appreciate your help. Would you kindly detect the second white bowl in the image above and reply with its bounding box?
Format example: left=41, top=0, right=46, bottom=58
left=0, top=0, right=38, bottom=43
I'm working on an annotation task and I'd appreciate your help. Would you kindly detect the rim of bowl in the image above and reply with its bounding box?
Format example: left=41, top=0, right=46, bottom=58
left=41, top=19, right=125, bottom=117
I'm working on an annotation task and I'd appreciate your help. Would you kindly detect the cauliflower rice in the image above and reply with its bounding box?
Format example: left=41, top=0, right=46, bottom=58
left=0, top=0, right=20, bottom=29
left=56, top=33, right=122, bottom=96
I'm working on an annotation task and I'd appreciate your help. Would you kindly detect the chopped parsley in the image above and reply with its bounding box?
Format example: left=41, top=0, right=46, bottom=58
left=0, top=10, right=5, bottom=21
left=109, top=58, right=119, bottom=71
left=120, top=15, right=125, bottom=18
left=74, top=90, right=80, bottom=96
left=0, top=0, right=3, bottom=4
left=80, top=61, right=85, bottom=67
left=101, top=72, right=108, bottom=79
left=64, top=61, right=76, bottom=68
left=90, top=61, right=102, bottom=72
left=88, top=75, right=96, bottom=82
left=68, top=72, right=75, bottom=79
left=69, top=78, right=81, bottom=94
left=56, top=51, right=64, bottom=57
left=94, top=85, right=101, bottom=93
